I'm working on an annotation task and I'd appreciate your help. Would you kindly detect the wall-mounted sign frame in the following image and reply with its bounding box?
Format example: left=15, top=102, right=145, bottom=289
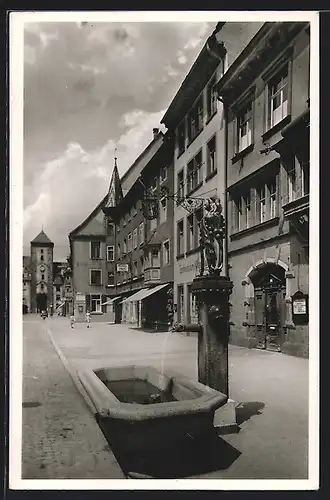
left=292, top=290, right=309, bottom=325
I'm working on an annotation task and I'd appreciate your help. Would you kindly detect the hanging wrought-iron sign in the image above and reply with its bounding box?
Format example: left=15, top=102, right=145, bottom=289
left=142, top=190, right=159, bottom=220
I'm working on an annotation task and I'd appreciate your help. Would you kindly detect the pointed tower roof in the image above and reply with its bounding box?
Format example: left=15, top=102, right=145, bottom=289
left=30, top=229, right=54, bottom=247
left=105, top=157, right=123, bottom=208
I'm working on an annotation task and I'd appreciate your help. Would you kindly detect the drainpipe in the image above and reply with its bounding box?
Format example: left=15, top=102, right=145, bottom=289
left=218, top=96, right=229, bottom=278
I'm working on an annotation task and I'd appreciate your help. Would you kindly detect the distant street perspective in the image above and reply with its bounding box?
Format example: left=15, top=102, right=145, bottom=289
left=19, top=15, right=316, bottom=484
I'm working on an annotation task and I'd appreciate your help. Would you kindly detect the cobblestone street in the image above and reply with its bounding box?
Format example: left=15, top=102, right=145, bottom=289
left=22, top=316, right=124, bottom=479
left=21, top=315, right=310, bottom=480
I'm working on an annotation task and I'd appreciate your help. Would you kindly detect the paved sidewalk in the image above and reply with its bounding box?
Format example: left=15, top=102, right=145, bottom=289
left=44, top=316, right=309, bottom=480
left=22, top=318, right=125, bottom=479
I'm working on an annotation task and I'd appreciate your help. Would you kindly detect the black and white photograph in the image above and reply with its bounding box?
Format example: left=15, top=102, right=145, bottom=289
left=9, top=10, right=319, bottom=489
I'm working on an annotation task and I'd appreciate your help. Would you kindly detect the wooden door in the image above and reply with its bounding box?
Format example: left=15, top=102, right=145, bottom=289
left=254, top=289, right=266, bottom=349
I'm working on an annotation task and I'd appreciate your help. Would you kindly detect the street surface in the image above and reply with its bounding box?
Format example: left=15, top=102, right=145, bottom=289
left=22, top=316, right=125, bottom=479
left=22, top=314, right=309, bottom=480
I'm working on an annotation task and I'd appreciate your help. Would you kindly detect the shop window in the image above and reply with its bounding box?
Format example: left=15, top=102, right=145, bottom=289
left=91, top=294, right=101, bottom=313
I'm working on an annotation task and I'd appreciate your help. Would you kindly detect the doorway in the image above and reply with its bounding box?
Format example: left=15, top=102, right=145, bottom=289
left=251, top=263, right=286, bottom=352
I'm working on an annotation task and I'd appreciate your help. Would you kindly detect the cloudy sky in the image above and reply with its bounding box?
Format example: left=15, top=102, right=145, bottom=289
left=23, top=20, right=218, bottom=260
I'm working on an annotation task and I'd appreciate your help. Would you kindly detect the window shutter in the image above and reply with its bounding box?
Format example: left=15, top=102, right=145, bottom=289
left=102, top=294, right=107, bottom=313
left=85, top=294, right=90, bottom=311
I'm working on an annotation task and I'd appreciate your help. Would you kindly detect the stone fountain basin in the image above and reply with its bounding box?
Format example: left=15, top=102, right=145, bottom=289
left=78, top=365, right=228, bottom=451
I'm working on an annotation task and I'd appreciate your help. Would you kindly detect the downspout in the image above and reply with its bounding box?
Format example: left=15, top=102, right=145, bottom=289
left=206, top=40, right=229, bottom=278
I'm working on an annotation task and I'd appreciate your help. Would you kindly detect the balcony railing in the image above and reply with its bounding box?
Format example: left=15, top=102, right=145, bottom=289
left=144, top=267, right=161, bottom=284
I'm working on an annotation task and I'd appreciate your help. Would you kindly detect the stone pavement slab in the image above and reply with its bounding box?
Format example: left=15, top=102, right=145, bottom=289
left=43, top=316, right=309, bottom=480
left=22, top=318, right=125, bottom=479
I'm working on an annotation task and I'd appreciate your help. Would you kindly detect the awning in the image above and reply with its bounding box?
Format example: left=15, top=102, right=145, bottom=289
left=121, top=288, right=148, bottom=304
left=101, top=296, right=121, bottom=306
left=123, top=283, right=169, bottom=303
left=55, top=301, right=66, bottom=310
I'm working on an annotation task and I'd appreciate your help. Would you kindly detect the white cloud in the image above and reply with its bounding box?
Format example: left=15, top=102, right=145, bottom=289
left=23, top=109, right=166, bottom=260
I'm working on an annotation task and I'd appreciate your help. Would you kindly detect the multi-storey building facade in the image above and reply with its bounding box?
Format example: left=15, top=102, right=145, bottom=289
left=216, top=22, right=310, bottom=357
left=161, top=21, right=263, bottom=328
left=70, top=129, right=174, bottom=328
left=30, top=230, right=54, bottom=313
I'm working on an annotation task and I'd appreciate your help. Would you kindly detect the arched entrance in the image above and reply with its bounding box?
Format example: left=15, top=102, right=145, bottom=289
left=249, top=263, right=286, bottom=352
left=36, top=293, right=48, bottom=313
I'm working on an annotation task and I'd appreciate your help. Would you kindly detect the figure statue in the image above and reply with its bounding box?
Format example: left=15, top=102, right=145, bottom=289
left=200, top=196, right=225, bottom=276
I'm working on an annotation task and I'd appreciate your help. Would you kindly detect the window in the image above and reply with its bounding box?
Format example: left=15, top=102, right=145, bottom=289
left=178, top=285, right=184, bottom=323
left=195, top=209, right=203, bottom=245
left=163, top=240, right=170, bottom=265
left=233, top=197, right=243, bottom=232
left=177, top=220, right=184, bottom=256
left=90, top=269, right=102, bottom=286
left=159, top=197, right=167, bottom=224
left=244, top=192, right=251, bottom=229
left=139, top=222, right=144, bottom=246
left=133, top=228, right=138, bottom=249
left=40, top=284, right=44, bottom=291
left=267, top=65, right=289, bottom=129
left=106, top=220, right=114, bottom=236
left=206, top=136, right=217, bottom=177
left=127, top=233, right=132, bottom=252
left=140, top=256, right=144, bottom=274
left=177, top=121, right=186, bottom=155
left=41, top=274, right=45, bottom=280
left=287, top=158, right=297, bottom=203
left=123, top=238, right=127, bottom=254
left=187, top=214, right=195, bottom=251
left=56, top=285, right=61, bottom=292
left=132, top=261, right=138, bottom=278
left=91, top=294, right=101, bottom=313
left=160, top=165, right=167, bottom=182
left=300, top=154, right=310, bottom=197
left=187, top=151, right=203, bottom=193
left=90, top=241, right=101, bottom=259
left=106, top=245, right=114, bottom=262
left=40, top=255, right=44, bottom=261
left=40, top=249, right=44, bottom=254
left=233, top=190, right=253, bottom=232
left=177, top=169, right=184, bottom=200
left=188, top=96, right=203, bottom=143
left=107, top=272, right=114, bottom=286
left=151, top=249, right=159, bottom=267
left=268, top=179, right=277, bottom=219
left=207, top=75, right=217, bottom=118
left=117, top=243, right=120, bottom=258
left=256, top=186, right=266, bottom=224
left=237, top=103, right=252, bottom=152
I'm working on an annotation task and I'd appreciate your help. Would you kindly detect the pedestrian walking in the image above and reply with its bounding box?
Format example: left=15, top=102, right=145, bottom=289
left=85, top=311, right=91, bottom=328
left=70, top=314, right=75, bottom=329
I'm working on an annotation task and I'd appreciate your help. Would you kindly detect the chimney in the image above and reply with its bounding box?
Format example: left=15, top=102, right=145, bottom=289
left=153, top=128, right=159, bottom=139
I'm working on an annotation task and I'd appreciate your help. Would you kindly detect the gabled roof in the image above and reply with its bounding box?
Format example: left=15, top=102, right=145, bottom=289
left=69, top=194, right=107, bottom=239
left=30, top=230, right=54, bottom=246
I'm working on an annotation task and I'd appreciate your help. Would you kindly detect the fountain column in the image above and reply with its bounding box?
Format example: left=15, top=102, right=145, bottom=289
left=191, top=275, right=233, bottom=396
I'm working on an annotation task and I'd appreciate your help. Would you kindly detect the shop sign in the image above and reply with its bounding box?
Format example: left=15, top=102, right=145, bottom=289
left=117, top=264, right=129, bottom=272
left=292, top=290, right=308, bottom=325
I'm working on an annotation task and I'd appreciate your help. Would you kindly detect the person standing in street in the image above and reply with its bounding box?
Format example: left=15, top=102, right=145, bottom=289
left=85, top=310, right=91, bottom=328
left=70, top=313, right=75, bottom=329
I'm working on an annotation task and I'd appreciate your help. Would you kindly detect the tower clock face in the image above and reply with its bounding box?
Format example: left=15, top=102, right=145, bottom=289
left=40, top=265, right=45, bottom=272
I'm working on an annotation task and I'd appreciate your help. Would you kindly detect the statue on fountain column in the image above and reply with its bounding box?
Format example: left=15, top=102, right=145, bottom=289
left=199, top=196, right=225, bottom=277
